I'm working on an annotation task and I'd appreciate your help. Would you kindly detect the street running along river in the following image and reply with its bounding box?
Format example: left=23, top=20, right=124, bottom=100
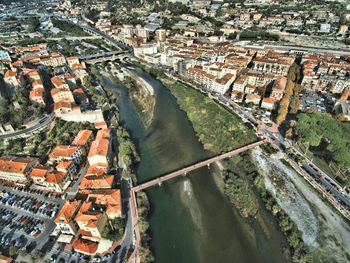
left=101, top=67, right=289, bottom=263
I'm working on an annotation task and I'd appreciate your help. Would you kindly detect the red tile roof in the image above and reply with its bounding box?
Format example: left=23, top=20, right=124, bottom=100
left=4, top=70, right=15, bottom=78
left=0, top=157, right=36, bottom=175
left=72, top=130, right=93, bottom=146
left=79, top=175, right=114, bottom=190
left=29, top=166, right=51, bottom=178
left=88, top=139, right=109, bottom=159
left=262, top=97, right=275, bottom=104
left=45, top=171, right=66, bottom=184
left=51, top=76, right=67, bottom=88
left=49, top=145, right=79, bottom=159
left=72, top=238, right=98, bottom=255
left=86, top=163, right=108, bottom=177
left=54, top=200, right=82, bottom=224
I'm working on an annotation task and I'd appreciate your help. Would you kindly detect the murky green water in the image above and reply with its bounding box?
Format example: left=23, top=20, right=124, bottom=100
left=101, top=68, right=289, bottom=263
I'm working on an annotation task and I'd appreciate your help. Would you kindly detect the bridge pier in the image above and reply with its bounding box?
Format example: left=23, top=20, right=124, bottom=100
left=158, top=178, right=162, bottom=186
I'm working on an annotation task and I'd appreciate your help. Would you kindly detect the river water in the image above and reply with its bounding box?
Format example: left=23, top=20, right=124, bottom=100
left=101, top=68, right=289, bottom=263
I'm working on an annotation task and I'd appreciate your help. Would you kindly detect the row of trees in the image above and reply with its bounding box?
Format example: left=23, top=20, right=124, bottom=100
left=276, top=63, right=302, bottom=125
left=240, top=30, right=280, bottom=41
left=51, top=18, right=88, bottom=36
left=116, top=128, right=140, bottom=172
left=136, top=191, right=154, bottom=263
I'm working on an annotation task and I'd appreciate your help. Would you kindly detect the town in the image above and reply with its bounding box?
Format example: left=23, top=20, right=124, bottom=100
left=0, top=0, right=350, bottom=263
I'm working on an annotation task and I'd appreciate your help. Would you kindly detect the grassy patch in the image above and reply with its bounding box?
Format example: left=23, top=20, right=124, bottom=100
left=161, top=78, right=257, bottom=154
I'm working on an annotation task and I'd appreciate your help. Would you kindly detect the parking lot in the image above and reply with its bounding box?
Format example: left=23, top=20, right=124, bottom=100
left=0, top=191, right=60, bottom=218
left=0, top=185, right=64, bottom=252
left=300, top=91, right=331, bottom=113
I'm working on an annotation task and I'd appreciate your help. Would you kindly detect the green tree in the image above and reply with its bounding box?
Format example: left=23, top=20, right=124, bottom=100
left=9, top=246, right=18, bottom=256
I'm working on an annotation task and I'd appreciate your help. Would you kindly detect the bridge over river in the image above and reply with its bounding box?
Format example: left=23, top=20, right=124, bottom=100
left=129, top=138, right=268, bottom=259
left=132, top=139, right=267, bottom=192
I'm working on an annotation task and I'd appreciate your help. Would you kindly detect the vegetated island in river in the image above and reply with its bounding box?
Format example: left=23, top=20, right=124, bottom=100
left=106, top=62, right=155, bottom=128
left=131, top=61, right=323, bottom=262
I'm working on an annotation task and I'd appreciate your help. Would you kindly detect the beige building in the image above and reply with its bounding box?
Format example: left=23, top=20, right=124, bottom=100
left=54, top=200, right=82, bottom=235
left=0, top=157, right=37, bottom=184
left=75, top=201, right=108, bottom=238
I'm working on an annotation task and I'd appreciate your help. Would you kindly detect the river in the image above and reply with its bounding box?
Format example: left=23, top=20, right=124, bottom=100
left=101, top=67, right=289, bottom=263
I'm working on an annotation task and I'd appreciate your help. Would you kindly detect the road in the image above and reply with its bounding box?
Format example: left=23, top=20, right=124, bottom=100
left=114, top=179, right=134, bottom=263
left=0, top=113, right=55, bottom=140
left=301, top=163, right=350, bottom=206
left=65, top=165, right=89, bottom=199
left=263, top=44, right=350, bottom=57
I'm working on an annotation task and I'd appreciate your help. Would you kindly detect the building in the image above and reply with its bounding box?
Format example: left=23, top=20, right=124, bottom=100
left=27, top=70, right=41, bottom=82
left=51, top=83, right=74, bottom=104
left=75, top=201, right=108, bottom=238
left=49, top=145, right=84, bottom=165
left=86, top=189, right=122, bottom=219
left=72, top=130, right=93, bottom=148
left=56, top=160, right=76, bottom=178
left=86, top=163, right=108, bottom=177
left=29, top=88, right=45, bottom=105
left=0, top=50, right=11, bottom=62
left=79, top=175, right=114, bottom=190
left=54, top=200, right=82, bottom=235
left=66, top=56, right=80, bottom=68
left=134, top=43, right=158, bottom=58
left=54, top=99, right=81, bottom=117
left=0, top=255, right=13, bottom=263
left=320, top=23, right=331, bottom=33
left=0, top=157, right=37, bottom=184
left=245, top=93, right=261, bottom=105
left=73, top=88, right=89, bottom=106
left=261, top=97, right=275, bottom=110
left=44, top=171, right=69, bottom=192
left=87, top=129, right=111, bottom=166
left=72, top=238, right=98, bottom=256
left=334, top=101, right=350, bottom=121
left=29, top=166, right=51, bottom=185
left=40, top=53, right=66, bottom=67
left=155, top=29, right=167, bottom=42
left=4, top=70, right=20, bottom=92
left=271, top=76, right=286, bottom=101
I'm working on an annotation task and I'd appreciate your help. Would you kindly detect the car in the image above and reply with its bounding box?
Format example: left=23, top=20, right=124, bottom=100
left=50, top=254, right=57, bottom=262
left=102, top=254, right=111, bottom=260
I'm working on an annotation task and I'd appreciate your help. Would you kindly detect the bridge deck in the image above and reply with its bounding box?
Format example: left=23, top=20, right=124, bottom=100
left=132, top=139, right=267, bottom=192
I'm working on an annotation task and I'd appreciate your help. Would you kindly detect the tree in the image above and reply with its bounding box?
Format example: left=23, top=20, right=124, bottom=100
left=9, top=246, right=18, bottom=256
left=285, top=128, right=293, bottom=138
left=27, top=17, right=40, bottom=33
left=19, top=249, right=27, bottom=257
